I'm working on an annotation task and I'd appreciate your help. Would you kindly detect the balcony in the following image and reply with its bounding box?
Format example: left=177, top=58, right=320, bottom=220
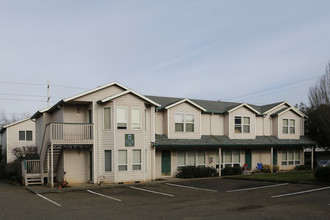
left=50, top=123, right=93, bottom=145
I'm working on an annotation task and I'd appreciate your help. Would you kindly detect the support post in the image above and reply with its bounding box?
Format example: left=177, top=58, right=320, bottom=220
left=51, top=143, right=54, bottom=188
left=47, top=148, right=50, bottom=186
left=219, top=147, right=222, bottom=177
left=270, top=147, right=273, bottom=173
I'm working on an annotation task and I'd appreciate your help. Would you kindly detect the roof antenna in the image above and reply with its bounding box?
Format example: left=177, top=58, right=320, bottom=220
left=47, top=80, right=50, bottom=107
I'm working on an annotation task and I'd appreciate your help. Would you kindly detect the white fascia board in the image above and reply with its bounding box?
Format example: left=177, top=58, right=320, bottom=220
left=278, top=107, right=305, bottom=118
left=100, top=90, right=161, bottom=107
left=2, top=118, right=32, bottom=129
left=165, top=99, right=207, bottom=112
left=263, top=102, right=287, bottom=114
left=228, top=103, right=260, bottom=114
left=63, top=81, right=129, bottom=102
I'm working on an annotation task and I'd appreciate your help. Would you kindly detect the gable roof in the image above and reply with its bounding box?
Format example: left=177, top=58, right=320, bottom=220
left=227, top=103, right=260, bottom=114
left=98, top=90, right=161, bottom=107
left=270, top=107, right=305, bottom=118
left=0, top=118, right=32, bottom=133
left=164, top=99, right=207, bottom=111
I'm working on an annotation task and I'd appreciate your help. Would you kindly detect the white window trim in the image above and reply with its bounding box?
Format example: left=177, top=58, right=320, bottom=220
left=196, top=151, right=206, bottom=166
left=132, top=149, right=142, bottom=171
left=118, top=150, right=128, bottom=171
left=282, top=118, right=296, bottom=134
left=221, top=150, right=241, bottom=168
left=174, top=112, right=195, bottom=133
left=117, top=107, right=128, bottom=130
left=234, top=116, right=250, bottom=134
left=103, top=107, right=111, bottom=130
left=131, top=107, right=142, bottom=130
left=104, top=150, right=112, bottom=172
left=177, top=151, right=186, bottom=167
left=281, top=149, right=300, bottom=165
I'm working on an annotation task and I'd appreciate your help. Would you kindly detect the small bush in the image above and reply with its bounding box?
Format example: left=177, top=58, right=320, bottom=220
left=314, top=167, right=330, bottom=182
left=221, top=166, right=242, bottom=176
left=261, top=164, right=272, bottom=173
left=295, top=165, right=311, bottom=170
left=273, top=165, right=280, bottom=172
left=176, top=166, right=217, bottom=179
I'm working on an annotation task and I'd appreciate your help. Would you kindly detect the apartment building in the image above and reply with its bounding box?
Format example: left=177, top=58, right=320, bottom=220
left=24, top=82, right=315, bottom=187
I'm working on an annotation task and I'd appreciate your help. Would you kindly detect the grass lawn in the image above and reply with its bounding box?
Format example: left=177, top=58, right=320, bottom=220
left=224, top=170, right=317, bottom=183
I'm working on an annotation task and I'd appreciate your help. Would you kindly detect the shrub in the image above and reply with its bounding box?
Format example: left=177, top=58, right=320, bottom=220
left=295, top=165, right=311, bottom=170
left=221, top=166, right=242, bottom=176
left=261, top=164, right=272, bottom=173
left=176, top=166, right=217, bottom=179
left=314, top=167, right=330, bottom=182
left=273, top=165, right=280, bottom=172
left=3, top=162, right=20, bottom=179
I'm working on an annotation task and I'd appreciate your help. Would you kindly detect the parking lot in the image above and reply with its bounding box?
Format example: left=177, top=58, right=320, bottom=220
left=1, top=178, right=329, bottom=219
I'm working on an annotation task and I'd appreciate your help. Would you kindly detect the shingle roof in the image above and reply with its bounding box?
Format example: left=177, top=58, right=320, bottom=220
left=153, top=135, right=316, bottom=148
left=146, top=95, right=286, bottom=115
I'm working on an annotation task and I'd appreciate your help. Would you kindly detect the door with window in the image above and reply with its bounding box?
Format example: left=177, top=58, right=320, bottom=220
left=245, top=149, right=252, bottom=169
left=161, top=151, right=171, bottom=176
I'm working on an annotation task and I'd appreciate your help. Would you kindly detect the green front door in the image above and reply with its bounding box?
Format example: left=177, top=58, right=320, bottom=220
left=245, top=149, right=252, bottom=169
left=161, top=150, right=171, bottom=176
left=273, top=149, right=278, bottom=165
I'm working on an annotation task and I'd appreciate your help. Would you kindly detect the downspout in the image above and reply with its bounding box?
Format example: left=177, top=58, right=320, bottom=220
left=113, top=100, right=117, bottom=183
left=92, top=101, right=97, bottom=184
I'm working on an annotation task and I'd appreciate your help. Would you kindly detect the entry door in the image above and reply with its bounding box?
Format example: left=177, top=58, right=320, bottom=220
left=89, top=151, right=93, bottom=181
left=161, top=151, right=171, bottom=176
left=273, top=149, right=278, bottom=165
left=245, top=149, right=252, bottom=169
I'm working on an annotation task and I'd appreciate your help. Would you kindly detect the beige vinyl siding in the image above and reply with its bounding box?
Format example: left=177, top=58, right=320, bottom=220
left=63, top=149, right=89, bottom=184
left=228, top=107, right=256, bottom=139
left=168, top=102, right=201, bottom=139
left=264, top=103, right=290, bottom=136
left=272, top=116, right=278, bottom=137
left=5, top=119, right=35, bottom=163
left=201, top=114, right=210, bottom=135
left=251, top=149, right=271, bottom=169
left=300, top=118, right=305, bottom=136
left=63, top=104, right=88, bottom=123
left=51, top=108, right=63, bottom=123
left=202, top=114, right=225, bottom=135
left=35, top=116, right=44, bottom=151
left=56, top=153, right=64, bottom=183
left=224, top=114, right=229, bottom=137
left=256, top=117, right=263, bottom=136
left=155, top=111, right=165, bottom=135
left=74, top=85, right=126, bottom=102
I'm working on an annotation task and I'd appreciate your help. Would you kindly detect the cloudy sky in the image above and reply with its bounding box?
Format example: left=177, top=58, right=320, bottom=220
left=1, top=0, right=330, bottom=118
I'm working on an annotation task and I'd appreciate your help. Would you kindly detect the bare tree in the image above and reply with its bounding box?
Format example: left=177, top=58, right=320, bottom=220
left=309, top=62, right=330, bottom=108
left=0, top=110, right=30, bottom=128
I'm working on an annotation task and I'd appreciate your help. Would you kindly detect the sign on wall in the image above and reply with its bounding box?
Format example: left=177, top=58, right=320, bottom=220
left=125, top=134, right=135, bottom=147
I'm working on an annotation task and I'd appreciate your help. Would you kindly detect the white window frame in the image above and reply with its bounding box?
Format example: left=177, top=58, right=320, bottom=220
left=281, top=149, right=300, bottom=165
left=289, top=119, right=295, bottom=134
left=282, top=119, right=295, bottom=134
left=26, top=130, right=33, bottom=141
left=174, top=113, right=195, bottom=133
left=177, top=151, right=186, bottom=167
left=132, top=149, right=142, bottom=171
left=221, top=150, right=240, bottom=168
left=19, top=130, right=25, bottom=141
left=234, top=116, right=250, bottom=134
left=117, top=107, right=128, bottom=129
left=196, top=151, right=205, bottom=166
left=118, top=150, right=128, bottom=171
left=104, top=150, right=112, bottom=172
left=103, top=107, right=111, bottom=130
left=131, top=107, right=142, bottom=130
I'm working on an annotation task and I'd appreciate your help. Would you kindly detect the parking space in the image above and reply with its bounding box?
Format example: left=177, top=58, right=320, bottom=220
left=1, top=179, right=329, bottom=219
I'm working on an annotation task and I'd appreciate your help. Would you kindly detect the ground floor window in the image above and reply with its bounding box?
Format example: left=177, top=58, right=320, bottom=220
left=133, top=149, right=141, bottom=170
left=105, top=150, right=112, bottom=172
left=221, top=150, right=240, bottom=168
left=177, top=151, right=206, bottom=167
left=281, top=149, right=300, bottom=165
left=118, top=150, right=128, bottom=171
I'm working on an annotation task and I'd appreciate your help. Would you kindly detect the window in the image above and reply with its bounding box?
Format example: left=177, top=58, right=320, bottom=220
left=133, top=150, right=141, bottom=170
left=175, top=114, right=184, bottom=132
left=281, top=149, right=300, bottom=165
left=104, top=107, right=111, bottom=130
left=131, top=108, right=142, bottom=130
left=118, top=150, right=127, bottom=171
left=19, top=130, right=33, bottom=141
left=26, top=131, right=33, bottom=141
left=222, top=150, right=240, bottom=168
left=19, top=131, right=25, bottom=141
left=283, top=119, right=295, bottom=134
left=187, top=151, right=196, bottom=166
left=177, top=151, right=186, bottom=167
left=235, top=116, right=250, bottom=133
left=197, top=151, right=205, bottom=166
left=145, top=109, right=148, bottom=131
left=175, top=113, right=195, bottom=132
left=117, top=107, right=127, bottom=129
left=105, top=150, right=112, bottom=171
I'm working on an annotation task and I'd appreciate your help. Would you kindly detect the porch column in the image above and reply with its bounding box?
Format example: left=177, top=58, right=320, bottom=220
left=311, top=146, right=314, bottom=170
left=218, top=147, right=222, bottom=177
left=152, top=147, right=156, bottom=180
left=270, top=147, right=273, bottom=173
left=51, top=143, right=54, bottom=188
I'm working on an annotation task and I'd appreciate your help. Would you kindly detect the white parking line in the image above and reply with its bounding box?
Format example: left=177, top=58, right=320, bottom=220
left=226, top=183, right=289, bottom=193
left=87, top=190, right=122, bottom=202
left=165, top=183, right=218, bottom=192
left=37, top=194, right=61, bottom=207
left=130, top=186, right=174, bottom=197
left=272, top=186, right=330, bottom=198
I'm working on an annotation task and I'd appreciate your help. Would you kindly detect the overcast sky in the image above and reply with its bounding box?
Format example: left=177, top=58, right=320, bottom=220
left=1, top=0, right=330, bottom=119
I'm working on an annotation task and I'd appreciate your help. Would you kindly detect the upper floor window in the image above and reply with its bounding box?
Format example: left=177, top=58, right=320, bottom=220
left=283, top=119, right=295, bottom=134
left=175, top=113, right=195, bottom=132
left=19, top=130, right=33, bottom=141
left=104, top=107, right=111, bottom=130
left=131, top=108, right=142, bottom=130
left=234, top=116, right=250, bottom=133
left=117, top=107, right=127, bottom=129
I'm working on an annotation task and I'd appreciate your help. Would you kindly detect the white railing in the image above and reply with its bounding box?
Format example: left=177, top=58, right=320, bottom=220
left=50, top=123, right=93, bottom=144
left=25, top=160, right=41, bottom=173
